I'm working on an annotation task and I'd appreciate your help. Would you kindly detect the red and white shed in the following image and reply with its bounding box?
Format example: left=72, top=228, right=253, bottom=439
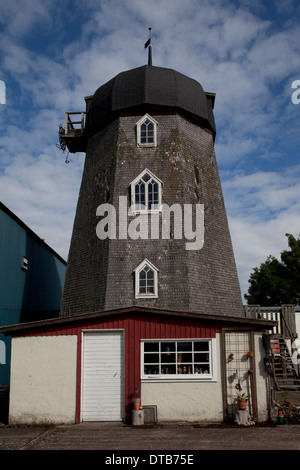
left=1, top=307, right=276, bottom=425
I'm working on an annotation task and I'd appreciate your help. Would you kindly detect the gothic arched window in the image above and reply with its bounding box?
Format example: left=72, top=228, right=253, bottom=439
left=136, top=114, right=158, bottom=147
left=134, top=259, right=158, bottom=298
left=130, top=169, right=162, bottom=212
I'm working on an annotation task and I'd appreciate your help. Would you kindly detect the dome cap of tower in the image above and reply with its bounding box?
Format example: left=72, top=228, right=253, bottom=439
left=86, top=65, right=216, bottom=135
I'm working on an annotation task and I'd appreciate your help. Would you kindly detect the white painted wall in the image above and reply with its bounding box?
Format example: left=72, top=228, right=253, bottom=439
left=296, top=312, right=300, bottom=339
left=9, top=335, right=77, bottom=425
left=142, top=380, right=223, bottom=422
left=254, top=332, right=269, bottom=422
left=141, top=333, right=269, bottom=422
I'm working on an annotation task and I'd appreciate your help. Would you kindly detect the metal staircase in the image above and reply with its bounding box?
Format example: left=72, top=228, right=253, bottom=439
left=264, top=334, right=300, bottom=391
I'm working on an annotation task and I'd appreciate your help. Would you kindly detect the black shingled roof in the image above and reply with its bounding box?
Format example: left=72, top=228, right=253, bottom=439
left=86, top=65, right=216, bottom=135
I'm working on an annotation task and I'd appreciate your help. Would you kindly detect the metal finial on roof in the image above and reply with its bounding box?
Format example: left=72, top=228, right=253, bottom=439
left=144, top=27, right=152, bottom=66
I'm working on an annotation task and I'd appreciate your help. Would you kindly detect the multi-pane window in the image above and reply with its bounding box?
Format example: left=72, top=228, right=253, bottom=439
left=141, top=339, right=216, bottom=380
left=134, top=259, right=158, bottom=298
left=140, top=119, right=154, bottom=144
left=131, top=169, right=162, bottom=212
left=136, top=114, right=157, bottom=147
left=139, top=264, right=155, bottom=295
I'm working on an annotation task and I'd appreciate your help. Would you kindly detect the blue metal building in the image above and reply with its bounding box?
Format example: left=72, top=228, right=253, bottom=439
left=0, top=202, right=66, bottom=385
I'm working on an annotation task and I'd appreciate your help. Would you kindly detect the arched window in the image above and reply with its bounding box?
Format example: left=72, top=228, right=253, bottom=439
left=134, top=259, right=158, bottom=298
left=131, top=169, right=162, bottom=212
left=136, top=114, right=158, bottom=147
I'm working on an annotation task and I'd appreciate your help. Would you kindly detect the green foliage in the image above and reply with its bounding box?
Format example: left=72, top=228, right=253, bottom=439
left=244, top=234, right=300, bottom=306
left=236, top=392, right=248, bottom=400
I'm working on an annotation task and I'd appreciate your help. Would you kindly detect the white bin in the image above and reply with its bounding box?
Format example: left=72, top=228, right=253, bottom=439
left=132, top=409, right=144, bottom=425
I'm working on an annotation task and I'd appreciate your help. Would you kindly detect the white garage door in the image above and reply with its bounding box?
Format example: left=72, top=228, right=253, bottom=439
left=82, top=331, right=124, bottom=421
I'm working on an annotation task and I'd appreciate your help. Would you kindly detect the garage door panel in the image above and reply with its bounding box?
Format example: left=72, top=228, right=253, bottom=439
left=82, top=331, right=124, bottom=421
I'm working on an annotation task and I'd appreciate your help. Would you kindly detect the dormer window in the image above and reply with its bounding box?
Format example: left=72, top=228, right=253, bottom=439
left=130, top=169, right=162, bottom=213
left=136, top=114, right=158, bottom=147
left=134, top=259, right=158, bottom=298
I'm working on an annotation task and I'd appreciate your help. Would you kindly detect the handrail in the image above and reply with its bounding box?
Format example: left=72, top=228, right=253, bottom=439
left=65, top=112, right=86, bottom=135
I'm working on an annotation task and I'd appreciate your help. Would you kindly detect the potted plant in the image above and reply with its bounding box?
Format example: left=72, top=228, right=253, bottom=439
left=236, top=392, right=248, bottom=410
left=246, top=351, right=253, bottom=358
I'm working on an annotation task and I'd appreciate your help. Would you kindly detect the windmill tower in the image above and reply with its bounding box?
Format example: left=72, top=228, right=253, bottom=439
left=59, top=43, right=244, bottom=320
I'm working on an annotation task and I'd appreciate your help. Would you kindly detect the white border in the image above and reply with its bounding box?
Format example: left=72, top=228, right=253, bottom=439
left=134, top=258, right=159, bottom=299
left=130, top=168, right=162, bottom=214
left=136, top=113, right=158, bottom=147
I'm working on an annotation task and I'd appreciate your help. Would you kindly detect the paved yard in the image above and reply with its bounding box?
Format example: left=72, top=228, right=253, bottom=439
left=0, top=421, right=299, bottom=451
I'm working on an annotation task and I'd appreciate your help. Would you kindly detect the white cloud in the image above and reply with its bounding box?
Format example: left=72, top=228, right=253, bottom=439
left=0, top=145, right=84, bottom=258
left=223, top=165, right=300, bottom=297
left=230, top=212, right=300, bottom=299
left=0, top=0, right=53, bottom=37
left=223, top=167, right=300, bottom=215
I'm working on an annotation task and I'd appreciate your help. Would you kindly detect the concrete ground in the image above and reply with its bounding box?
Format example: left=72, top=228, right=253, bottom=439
left=0, top=421, right=299, bottom=451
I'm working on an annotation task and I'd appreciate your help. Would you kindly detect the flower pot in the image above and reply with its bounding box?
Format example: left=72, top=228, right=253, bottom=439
left=247, top=351, right=253, bottom=358
left=237, top=398, right=248, bottom=410
left=278, top=410, right=284, bottom=424
left=133, top=398, right=140, bottom=410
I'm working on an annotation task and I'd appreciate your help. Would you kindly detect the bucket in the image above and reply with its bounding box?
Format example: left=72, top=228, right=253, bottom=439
left=132, top=409, right=144, bottom=425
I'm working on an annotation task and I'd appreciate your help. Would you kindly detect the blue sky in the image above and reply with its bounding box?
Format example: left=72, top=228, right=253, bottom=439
left=0, top=0, right=299, bottom=300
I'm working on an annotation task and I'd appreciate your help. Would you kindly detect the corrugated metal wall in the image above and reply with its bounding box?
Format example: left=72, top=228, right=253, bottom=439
left=0, top=203, right=66, bottom=385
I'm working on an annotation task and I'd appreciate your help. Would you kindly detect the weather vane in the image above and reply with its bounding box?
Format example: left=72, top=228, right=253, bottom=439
left=144, top=27, right=152, bottom=66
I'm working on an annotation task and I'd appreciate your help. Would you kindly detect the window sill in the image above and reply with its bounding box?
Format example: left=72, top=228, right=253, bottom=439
left=130, top=208, right=161, bottom=216
left=141, top=375, right=217, bottom=383
left=137, top=143, right=157, bottom=148
left=136, top=295, right=158, bottom=299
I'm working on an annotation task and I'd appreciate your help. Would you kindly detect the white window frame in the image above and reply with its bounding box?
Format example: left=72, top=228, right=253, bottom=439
left=130, top=169, right=162, bottom=213
left=136, top=114, right=158, bottom=147
left=21, top=256, right=28, bottom=271
left=134, top=259, right=158, bottom=299
left=141, top=338, right=217, bottom=382
left=0, top=340, right=6, bottom=365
